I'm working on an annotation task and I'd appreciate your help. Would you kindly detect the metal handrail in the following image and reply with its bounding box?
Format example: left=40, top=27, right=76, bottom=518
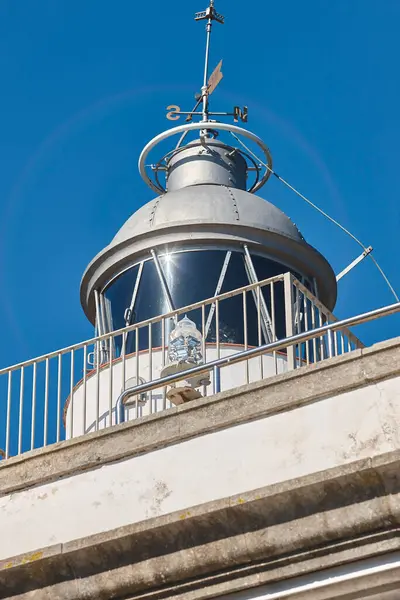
left=0, top=274, right=287, bottom=376
left=291, top=277, right=365, bottom=348
left=0, top=273, right=365, bottom=377
left=117, top=302, right=400, bottom=402
left=118, top=300, right=400, bottom=402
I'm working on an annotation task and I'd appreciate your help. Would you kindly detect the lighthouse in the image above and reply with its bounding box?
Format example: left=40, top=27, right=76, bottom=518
left=67, top=3, right=338, bottom=437
left=2, top=5, right=400, bottom=599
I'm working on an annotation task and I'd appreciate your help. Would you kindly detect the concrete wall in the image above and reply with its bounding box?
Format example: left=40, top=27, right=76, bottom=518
left=1, top=341, right=399, bottom=561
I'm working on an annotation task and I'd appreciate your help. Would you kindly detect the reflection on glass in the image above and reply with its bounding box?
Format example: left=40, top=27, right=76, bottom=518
left=103, top=264, right=139, bottom=331
left=160, top=251, right=225, bottom=310
left=102, top=249, right=310, bottom=353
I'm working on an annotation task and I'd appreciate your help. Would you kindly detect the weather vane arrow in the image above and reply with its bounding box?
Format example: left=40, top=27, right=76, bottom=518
left=207, top=59, right=223, bottom=96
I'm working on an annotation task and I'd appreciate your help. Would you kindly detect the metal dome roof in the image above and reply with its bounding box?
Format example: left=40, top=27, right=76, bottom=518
left=81, top=182, right=337, bottom=323
left=111, top=185, right=305, bottom=246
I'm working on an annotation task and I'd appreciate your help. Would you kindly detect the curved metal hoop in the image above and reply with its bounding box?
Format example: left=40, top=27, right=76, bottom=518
left=138, top=122, right=273, bottom=195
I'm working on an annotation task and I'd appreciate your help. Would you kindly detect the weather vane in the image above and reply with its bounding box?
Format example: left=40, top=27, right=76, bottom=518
left=166, top=1, right=248, bottom=128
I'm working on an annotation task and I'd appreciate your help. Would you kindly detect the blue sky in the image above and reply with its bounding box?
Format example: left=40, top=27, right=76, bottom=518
left=0, top=0, right=399, bottom=368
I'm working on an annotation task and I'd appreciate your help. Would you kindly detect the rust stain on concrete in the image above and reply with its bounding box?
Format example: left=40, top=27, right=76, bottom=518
left=21, top=551, right=43, bottom=564
left=179, top=511, right=191, bottom=519
left=1, top=551, right=43, bottom=571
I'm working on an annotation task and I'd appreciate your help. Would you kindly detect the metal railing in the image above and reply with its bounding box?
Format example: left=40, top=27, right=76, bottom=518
left=117, top=299, right=400, bottom=410
left=0, top=272, right=369, bottom=460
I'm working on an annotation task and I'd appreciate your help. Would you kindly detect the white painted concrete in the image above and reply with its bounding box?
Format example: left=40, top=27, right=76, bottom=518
left=1, top=376, right=399, bottom=560
left=65, top=345, right=289, bottom=438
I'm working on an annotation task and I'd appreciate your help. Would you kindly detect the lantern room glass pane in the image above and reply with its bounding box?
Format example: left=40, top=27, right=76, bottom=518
left=102, top=249, right=308, bottom=353
left=159, top=251, right=226, bottom=309
left=103, top=264, right=140, bottom=331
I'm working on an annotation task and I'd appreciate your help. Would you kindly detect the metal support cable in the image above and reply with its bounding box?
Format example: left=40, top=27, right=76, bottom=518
left=230, top=131, right=399, bottom=302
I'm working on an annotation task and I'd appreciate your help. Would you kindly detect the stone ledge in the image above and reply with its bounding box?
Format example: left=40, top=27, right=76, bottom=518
left=145, top=540, right=400, bottom=600
left=0, top=335, right=399, bottom=497
left=1, top=451, right=400, bottom=599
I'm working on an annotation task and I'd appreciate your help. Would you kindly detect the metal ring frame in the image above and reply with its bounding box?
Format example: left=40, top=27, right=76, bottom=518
left=138, top=122, right=273, bottom=195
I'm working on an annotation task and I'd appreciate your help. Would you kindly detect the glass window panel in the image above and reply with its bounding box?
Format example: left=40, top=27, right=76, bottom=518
left=160, top=251, right=226, bottom=309
left=103, top=264, right=139, bottom=331
left=208, top=252, right=250, bottom=344
left=134, top=259, right=171, bottom=324
left=159, top=250, right=227, bottom=344
left=102, top=249, right=311, bottom=353
left=128, top=259, right=172, bottom=352
left=250, top=254, right=297, bottom=341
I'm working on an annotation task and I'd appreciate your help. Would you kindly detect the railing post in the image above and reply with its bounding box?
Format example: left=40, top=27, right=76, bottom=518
left=327, top=327, right=334, bottom=358
left=213, top=365, right=221, bottom=394
left=284, top=273, right=296, bottom=370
